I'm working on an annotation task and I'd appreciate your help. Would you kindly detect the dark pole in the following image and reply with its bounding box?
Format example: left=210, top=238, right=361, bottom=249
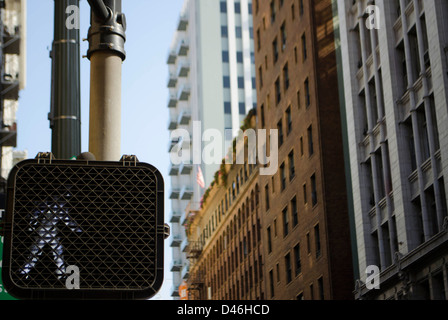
left=49, top=0, right=81, bottom=160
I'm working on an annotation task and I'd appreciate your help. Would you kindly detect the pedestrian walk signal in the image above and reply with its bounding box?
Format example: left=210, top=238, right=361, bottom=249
left=1, top=153, right=168, bottom=300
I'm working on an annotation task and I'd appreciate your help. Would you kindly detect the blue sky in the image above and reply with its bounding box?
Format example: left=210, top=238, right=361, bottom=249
left=17, top=0, right=184, bottom=299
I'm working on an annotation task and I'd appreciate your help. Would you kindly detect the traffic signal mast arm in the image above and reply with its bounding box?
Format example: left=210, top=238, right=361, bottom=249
left=87, top=0, right=110, bottom=21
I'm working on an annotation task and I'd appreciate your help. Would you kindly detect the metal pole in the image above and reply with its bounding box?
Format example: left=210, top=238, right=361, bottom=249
left=49, top=0, right=81, bottom=160
left=87, top=0, right=126, bottom=161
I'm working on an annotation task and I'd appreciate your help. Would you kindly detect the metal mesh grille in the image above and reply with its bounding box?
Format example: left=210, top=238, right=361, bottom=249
left=8, top=163, right=159, bottom=291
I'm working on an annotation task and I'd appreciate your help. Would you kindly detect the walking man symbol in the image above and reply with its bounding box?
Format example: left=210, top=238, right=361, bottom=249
left=20, top=198, right=82, bottom=280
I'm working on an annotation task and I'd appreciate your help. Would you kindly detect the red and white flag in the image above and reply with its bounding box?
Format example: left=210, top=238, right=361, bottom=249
left=196, top=165, right=205, bottom=189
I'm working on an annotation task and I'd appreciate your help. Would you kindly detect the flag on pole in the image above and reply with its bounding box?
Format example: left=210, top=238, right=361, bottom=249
left=196, top=165, right=205, bottom=189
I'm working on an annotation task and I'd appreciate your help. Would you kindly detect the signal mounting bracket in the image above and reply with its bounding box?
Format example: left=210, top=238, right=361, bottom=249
left=35, top=152, right=56, bottom=164
left=120, top=155, right=139, bottom=166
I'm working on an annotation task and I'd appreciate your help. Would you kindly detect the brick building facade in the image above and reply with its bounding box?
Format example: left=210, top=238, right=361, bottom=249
left=186, top=116, right=265, bottom=300
left=253, top=0, right=354, bottom=299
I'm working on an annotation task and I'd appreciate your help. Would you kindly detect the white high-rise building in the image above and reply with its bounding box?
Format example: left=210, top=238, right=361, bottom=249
left=166, top=0, right=256, bottom=298
left=0, top=0, right=26, bottom=180
left=0, top=0, right=26, bottom=301
left=337, top=0, right=448, bottom=299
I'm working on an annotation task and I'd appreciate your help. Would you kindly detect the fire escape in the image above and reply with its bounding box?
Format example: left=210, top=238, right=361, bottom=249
left=186, top=240, right=205, bottom=300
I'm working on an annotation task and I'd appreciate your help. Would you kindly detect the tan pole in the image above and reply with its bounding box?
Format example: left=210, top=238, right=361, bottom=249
left=86, top=0, right=126, bottom=161
left=89, top=51, right=122, bottom=161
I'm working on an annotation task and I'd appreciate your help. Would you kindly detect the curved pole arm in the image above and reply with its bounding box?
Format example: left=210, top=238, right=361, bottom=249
left=87, top=0, right=110, bottom=21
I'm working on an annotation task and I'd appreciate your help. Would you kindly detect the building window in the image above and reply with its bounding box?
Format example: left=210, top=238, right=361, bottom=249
left=276, top=263, right=280, bottom=283
left=314, top=224, right=321, bottom=259
left=223, top=76, right=230, bottom=88
left=403, top=117, right=417, bottom=173
left=222, top=50, right=229, bottom=63
left=283, top=63, right=290, bottom=91
left=258, top=66, right=263, bottom=89
left=288, top=150, right=295, bottom=180
left=417, top=105, right=431, bottom=162
left=280, top=162, right=286, bottom=191
left=281, top=22, right=286, bottom=51
left=421, top=16, right=430, bottom=69
left=234, top=1, right=241, bottom=14
left=267, top=226, right=272, bottom=253
left=429, top=95, right=440, bottom=151
left=300, top=136, right=304, bottom=156
left=221, top=26, right=228, bottom=37
left=375, top=149, right=386, bottom=200
left=396, top=40, right=408, bottom=93
left=277, top=119, right=283, bottom=147
left=256, top=28, right=261, bottom=51
left=220, top=1, right=227, bottom=13
left=286, top=106, right=292, bottom=134
left=265, top=184, right=270, bottom=210
left=285, top=253, right=292, bottom=283
left=275, top=77, right=281, bottom=105
left=235, top=26, right=242, bottom=38
left=368, top=79, right=379, bottom=126
left=311, top=173, right=317, bottom=206
left=237, top=51, right=243, bottom=63
left=306, top=232, right=314, bottom=261
left=291, top=196, right=298, bottom=227
left=309, top=283, right=314, bottom=300
left=273, top=37, right=279, bottom=63
left=282, top=206, right=289, bottom=237
left=269, top=270, right=275, bottom=298
left=307, top=124, right=314, bottom=156
left=318, top=277, right=324, bottom=300
left=260, top=104, right=265, bottom=127
left=251, top=51, right=255, bottom=64
left=224, top=101, right=231, bottom=114
left=294, top=243, right=301, bottom=275
left=409, top=26, right=421, bottom=84
left=303, top=183, right=307, bottom=205
left=305, top=78, right=310, bottom=107
left=294, top=46, right=298, bottom=64
left=239, top=102, right=246, bottom=115
left=299, top=0, right=304, bottom=16
left=238, top=77, right=245, bottom=89
left=302, top=33, right=307, bottom=61
left=270, top=0, right=276, bottom=23
left=273, top=218, right=277, bottom=237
